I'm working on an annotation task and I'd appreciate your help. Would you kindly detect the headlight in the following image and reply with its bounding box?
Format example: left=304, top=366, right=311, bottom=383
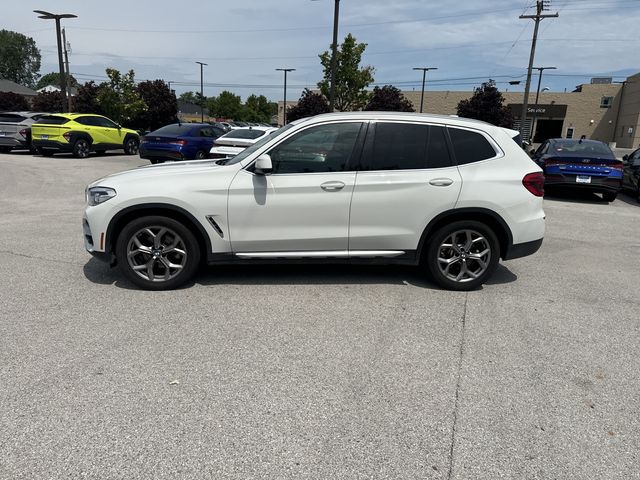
left=86, top=186, right=117, bottom=206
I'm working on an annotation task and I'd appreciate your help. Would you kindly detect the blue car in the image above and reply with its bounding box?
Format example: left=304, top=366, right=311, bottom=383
left=531, top=138, right=623, bottom=202
left=139, top=123, right=226, bottom=163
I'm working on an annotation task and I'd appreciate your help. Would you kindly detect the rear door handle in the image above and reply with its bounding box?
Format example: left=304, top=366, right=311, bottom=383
left=429, top=178, right=454, bottom=187
left=321, top=181, right=345, bottom=192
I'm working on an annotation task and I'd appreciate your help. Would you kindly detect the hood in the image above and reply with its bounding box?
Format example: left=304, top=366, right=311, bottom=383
left=90, top=158, right=227, bottom=187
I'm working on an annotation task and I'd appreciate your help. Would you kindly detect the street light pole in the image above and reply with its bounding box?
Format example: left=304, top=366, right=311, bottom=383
left=329, top=0, right=340, bottom=111
left=530, top=66, right=556, bottom=143
left=34, top=10, right=77, bottom=113
left=276, top=68, right=295, bottom=125
left=196, top=62, right=207, bottom=122
left=412, top=67, right=438, bottom=113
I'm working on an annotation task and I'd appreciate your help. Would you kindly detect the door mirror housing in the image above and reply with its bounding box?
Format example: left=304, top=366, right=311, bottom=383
left=254, top=154, right=273, bottom=175
left=622, top=154, right=629, bottom=161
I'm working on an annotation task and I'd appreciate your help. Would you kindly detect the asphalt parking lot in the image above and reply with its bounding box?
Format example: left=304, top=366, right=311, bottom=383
left=1, top=151, right=639, bottom=479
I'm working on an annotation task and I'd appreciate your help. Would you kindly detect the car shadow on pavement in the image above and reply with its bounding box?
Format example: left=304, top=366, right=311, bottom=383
left=83, top=258, right=518, bottom=290
left=618, top=191, right=640, bottom=206
left=544, top=190, right=609, bottom=204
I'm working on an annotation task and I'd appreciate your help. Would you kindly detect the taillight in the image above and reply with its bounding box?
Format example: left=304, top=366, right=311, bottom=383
left=140, top=136, right=148, bottom=144
left=523, top=172, right=544, bottom=197
left=610, top=161, right=624, bottom=171
left=19, top=128, right=28, bottom=138
left=168, top=139, right=187, bottom=146
left=63, top=132, right=72, bottom=142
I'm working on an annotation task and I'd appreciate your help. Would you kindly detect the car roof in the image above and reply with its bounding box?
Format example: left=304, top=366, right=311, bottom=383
left=549, top=138, right=606, bottom=145
left=293, top=111, right=501, bottom=131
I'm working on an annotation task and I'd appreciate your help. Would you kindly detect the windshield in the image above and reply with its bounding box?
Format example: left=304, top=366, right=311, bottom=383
left=224, top=124, right=293, bottom=165
left=551, top=140, right=614, bottom=157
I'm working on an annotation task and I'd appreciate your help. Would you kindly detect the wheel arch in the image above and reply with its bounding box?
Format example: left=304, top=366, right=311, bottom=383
left=105, top=203, right=212, bottom=265
left=417, top=208, right=513, bottom=261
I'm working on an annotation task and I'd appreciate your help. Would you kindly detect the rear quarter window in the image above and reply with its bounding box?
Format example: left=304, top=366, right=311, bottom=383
left=448, top=127, right=498, bottom=165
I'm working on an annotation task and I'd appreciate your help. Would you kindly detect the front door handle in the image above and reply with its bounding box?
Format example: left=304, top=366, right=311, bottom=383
left=321, top=181, right=345, bottom=192
left=429, top=178, right=454, bottom=187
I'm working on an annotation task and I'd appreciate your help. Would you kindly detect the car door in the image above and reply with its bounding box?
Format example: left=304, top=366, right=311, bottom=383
left=348, top=122, right=462, bottom=253
left=624, top=149, right=640, bottom=191
left=227, top=121, right=364, bottom=254
left=94, top=116, right=124, bottom=147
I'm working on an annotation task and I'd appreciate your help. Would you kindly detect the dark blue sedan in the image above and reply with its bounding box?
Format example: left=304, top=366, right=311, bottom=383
left=139, top=123, right=226, bottom=163
left=531, top=138, right=624, bottom=202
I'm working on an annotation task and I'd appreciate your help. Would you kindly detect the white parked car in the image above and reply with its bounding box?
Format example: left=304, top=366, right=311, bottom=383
left=209, top=126, right=277, bottom=159
left=83, top=112, right=545, bottom=291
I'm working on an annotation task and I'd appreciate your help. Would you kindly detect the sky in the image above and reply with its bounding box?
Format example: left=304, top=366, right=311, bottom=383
left=5, top=0, right=639, bottom=102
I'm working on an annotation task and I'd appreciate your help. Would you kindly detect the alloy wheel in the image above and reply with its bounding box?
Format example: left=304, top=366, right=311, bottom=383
left=75, top=140, right=90, bottom=158
left=437, top=229, right=491, bottom=283
left=126, top=226, right=188, bottom=282
left=126, top=139, right=139, bottom=155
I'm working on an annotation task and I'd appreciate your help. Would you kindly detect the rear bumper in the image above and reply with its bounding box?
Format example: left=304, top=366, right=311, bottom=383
left=503, top=238, right=543, bottom=260
left=139, top=146, right=185, bottom=161
left=544, top=174, right=622, bottom=192
left=0, top=137, right=27, bottom=148
left=32, top=139, right=73, bottom=153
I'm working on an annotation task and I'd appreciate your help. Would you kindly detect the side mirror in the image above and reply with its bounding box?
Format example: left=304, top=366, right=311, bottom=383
left=530, top=149, right=536, bottom=155
left=622, top=154, right=629, bottom=161
left=254, top=154, right=273, bottom=175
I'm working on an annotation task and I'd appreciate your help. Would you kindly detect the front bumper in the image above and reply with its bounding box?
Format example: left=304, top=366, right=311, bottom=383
left=83, top=214, right=115, bottom=264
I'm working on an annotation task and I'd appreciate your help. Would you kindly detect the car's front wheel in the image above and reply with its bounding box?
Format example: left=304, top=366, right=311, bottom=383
left=425, top=221, right=500, bottom=291
left=124, top=137, right=139, bottom=155
left=73, top=138, right=91, bottom=158
left=116, top=216, right=201, bottom=290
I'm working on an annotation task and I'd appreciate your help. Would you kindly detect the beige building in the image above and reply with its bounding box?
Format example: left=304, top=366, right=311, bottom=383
left=278, top=72, right=640, bottom=148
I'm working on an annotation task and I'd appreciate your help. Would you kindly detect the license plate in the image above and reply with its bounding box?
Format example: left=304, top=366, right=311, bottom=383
left=576, top=175, right=591, bottom=184
left=41, top=134, right=49, bottom=139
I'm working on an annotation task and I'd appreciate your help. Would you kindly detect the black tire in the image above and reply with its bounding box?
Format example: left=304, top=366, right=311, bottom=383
left=0, top=146, right=12, bottom=153
left=149, top=158, right=160, bottom=164
left=124, top=137, right=139, bottom=155
left=115, top=215, right=201, bottom=290
left=425, top=220, right=500, bottom=291
left=39, top=148, right=55, bottom=157
left=602, top=191, right=617, bottom=202
left=195, top=150, right=207, bottom=160
left=73, top=138, right=91, bottom=158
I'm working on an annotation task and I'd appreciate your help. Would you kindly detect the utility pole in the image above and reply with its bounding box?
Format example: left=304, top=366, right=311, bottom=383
left=195, top=61, right=207, bottom=122
left=519, top=1, right=558, bottom=143
left=530, top=66, right=556, bottom=142
left=62, top=27, right=72, bottom=112
left=329, top=0, right=340, bottom=112
left=276, top=68, right=295, bottom=125
left=412, top=67, right=438, bottom=113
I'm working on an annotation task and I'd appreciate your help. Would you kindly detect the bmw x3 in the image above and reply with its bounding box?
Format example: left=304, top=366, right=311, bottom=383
left=83, top=112, right=545, bottom=291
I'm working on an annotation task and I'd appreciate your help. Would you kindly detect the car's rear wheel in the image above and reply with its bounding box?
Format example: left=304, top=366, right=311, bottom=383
left=602, top=191, right=617, bottom=202
left=116, top=216, right=201, bottom=290
left=195, top=150, right=207, bottom=160
left=0, top=146, right=12, bottom=153
left=425, top=221, right=500, bottom=291
left=124, top=137, right=139, bottom=155
left=73, top=138, right=91, bottom=158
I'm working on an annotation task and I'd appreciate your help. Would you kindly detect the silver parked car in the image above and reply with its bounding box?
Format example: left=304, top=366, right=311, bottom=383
left=0, top=111, right=48, bottom=153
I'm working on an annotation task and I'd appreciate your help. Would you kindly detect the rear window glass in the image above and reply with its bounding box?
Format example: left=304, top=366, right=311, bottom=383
left=37, top=115, right=70, bottom=125
left=0, top=114, right=26, bottom=123
left=149, top=124, right=195, bottom=136
left=551, top=140, right=614, bottom=157
left=448, top=128, right=497, bottom=165
left=223, top=129, right=268, bottom=140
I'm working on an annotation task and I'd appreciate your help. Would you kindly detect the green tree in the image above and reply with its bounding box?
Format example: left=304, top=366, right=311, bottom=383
left=179, top=91, right=198, bottom=103
left=364, top=85, right=414, bottom=112
left=0, top=92, right=30, bottom=110
left=318, top=33, right=374, bottom=111
left=31, top=91, right=64, bottom=112
left=36, top=72, right=78, bottom=90
left=457, top=80, right=514, bottom=128
left=72, top=81, right=103, bottom=114
left=241, top=94, right=276, bottom=122
left=134, top=80, right=178, bottom=130
left=212, top=90, right=242, bottom=119
left=96, top=68, right=146, bottom=126
left=0, top=30, right=41, bottom=88
left=286, top=89, right=330, bottom=123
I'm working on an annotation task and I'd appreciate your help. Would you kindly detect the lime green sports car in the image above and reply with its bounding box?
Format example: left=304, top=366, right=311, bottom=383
left=31, top=113, right=139, bottom=158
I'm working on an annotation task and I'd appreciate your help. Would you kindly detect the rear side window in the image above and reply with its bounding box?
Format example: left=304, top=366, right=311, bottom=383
left=36, top=115, right=69, bottom=125
left=448, top=127, right=497, bottom=165
left=75, top=116, right=95, bottom=126
left=367, top=123, right=452, bottom=170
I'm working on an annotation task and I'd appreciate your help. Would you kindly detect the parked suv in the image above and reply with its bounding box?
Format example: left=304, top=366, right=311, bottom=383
left=83, top=112, right=545, bottom=291
left=32, top=113, right=139, bottom=158
left=0, top=111, right=48, bottom=153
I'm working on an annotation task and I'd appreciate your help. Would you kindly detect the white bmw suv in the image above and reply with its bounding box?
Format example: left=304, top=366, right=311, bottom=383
left=84, top=112, right=545, bottom=291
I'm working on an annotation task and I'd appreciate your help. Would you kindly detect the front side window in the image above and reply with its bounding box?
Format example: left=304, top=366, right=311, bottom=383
left=448, top=127, right=497, bottom=165
left=267, top=122, right=362, bottom=174
left=94, top=116, right=118, bottom=128
left=367, top=123, right=452, bottom=171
